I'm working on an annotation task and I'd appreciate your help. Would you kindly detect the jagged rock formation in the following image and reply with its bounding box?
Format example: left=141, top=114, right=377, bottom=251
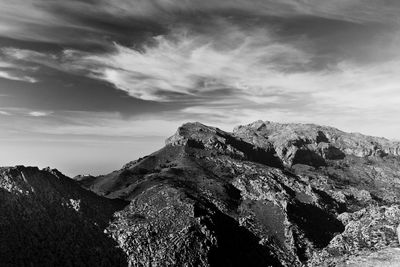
left=3, top=120, right=400, bottom=266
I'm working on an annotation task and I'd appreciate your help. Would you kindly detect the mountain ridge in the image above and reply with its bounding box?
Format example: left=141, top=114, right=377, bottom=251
left=3, top=120, right=400, bottom=266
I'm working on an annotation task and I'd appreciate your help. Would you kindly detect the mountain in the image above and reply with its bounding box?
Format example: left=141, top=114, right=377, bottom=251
left=3, top=121, right=400, bottom=266
left=0, top=166, right=128, bottom=266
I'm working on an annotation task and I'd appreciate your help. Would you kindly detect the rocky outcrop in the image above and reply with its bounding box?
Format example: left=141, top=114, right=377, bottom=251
left=234, top=120, right=400, bottom=166
left=311, top=205, right=400, bottom=265
left=166, top=122, right=282, bottom=168
left=107, top=184, right=283, bottom=266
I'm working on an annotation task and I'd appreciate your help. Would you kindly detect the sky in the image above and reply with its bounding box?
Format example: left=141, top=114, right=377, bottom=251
left=1, top=0, right=400, bottom=176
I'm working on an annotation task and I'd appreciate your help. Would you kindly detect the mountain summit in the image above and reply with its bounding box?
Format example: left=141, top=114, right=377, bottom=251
left=3, top=121, right=400, bottom=266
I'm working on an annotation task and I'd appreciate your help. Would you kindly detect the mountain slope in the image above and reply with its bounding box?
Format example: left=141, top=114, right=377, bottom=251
left=3, top=120, right=400, bottom=266
left=77, top=121, right=400, bottom=266
left=0, top=166, right=128, bottom=267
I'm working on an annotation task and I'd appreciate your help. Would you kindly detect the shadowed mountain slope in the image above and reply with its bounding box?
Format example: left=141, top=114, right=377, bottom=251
left=0, top=166, right=128, bottom=267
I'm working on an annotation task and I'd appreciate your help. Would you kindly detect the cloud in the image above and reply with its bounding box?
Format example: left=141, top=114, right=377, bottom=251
left=73, top=0, right=400, bottom=25
left=2, top=48, right=52, bottom=61
left=28, top=111, right=52, bottom=117
left=63, top=24, right=400, bottom=109
left=0, top=109, right=180, bottom=139
left=1, top=0, right=400, bottom=142
left=1, top=48, right=58, bottom=70
left=1, top=0, right=399, bottom=47
left=0, top=0, right=102, bottom=43
left=68, top=26, right=313, bottom=101
left=0, top=50, right=42, bottom=82
left=64, top=25, right=400, bottom=138
left=0, top=70, right=37, bottom=83
left=0, top=110, right=11, bottom=116
left=4, top=18, right=399, bottom=136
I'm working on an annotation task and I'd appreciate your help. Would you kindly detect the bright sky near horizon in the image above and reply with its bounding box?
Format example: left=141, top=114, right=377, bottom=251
left=1, top=0, right=400, bottom=176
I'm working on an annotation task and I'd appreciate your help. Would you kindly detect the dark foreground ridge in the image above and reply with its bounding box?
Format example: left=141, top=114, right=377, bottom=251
left=3, top=120, right=400, bottom=266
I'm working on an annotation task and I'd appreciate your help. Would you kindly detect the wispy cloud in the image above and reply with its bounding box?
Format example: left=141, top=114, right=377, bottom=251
left=0, top=70, right=37, bottom=83
left=0, top=110, right=11, bottom=116
left=3, top=18, right=400, bottom=140
left=0, top=50, right=41, bottom=82
left=1, top=0, right=400, bottom=142
left=28, top=111, right=52, bottom=117
left=62, top=24, right=400, bottom=110
left=67, top=26, right=312, bottom=101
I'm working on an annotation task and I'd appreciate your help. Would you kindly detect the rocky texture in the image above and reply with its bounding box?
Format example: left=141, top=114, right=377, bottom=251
left=106, top=184, right=283, bottom=266
left=234, top=120, right=400, bottom=166
left=74, top=121, right=400, bottom=266
left=4, top=120, right=400, bottom=266
left=311, top=205, right=400, bottom=266
left=166, top=122, right=282, bottom=168
left=335, top=247, right=400, bottom=266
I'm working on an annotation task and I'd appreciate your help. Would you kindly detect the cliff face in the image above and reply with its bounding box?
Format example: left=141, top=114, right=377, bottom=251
left=3, top=121, right=400, bottom=266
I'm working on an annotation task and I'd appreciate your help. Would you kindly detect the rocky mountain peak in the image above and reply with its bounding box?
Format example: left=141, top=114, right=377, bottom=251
left=166, top=121, right=282, bottom=167
left=165, top=122, right=223, bottom=147
left=166, top=120, right=400, bottom=168
left=3, top=121, right=400, bottom=266
left=237, top=120, right=400, bottom=166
